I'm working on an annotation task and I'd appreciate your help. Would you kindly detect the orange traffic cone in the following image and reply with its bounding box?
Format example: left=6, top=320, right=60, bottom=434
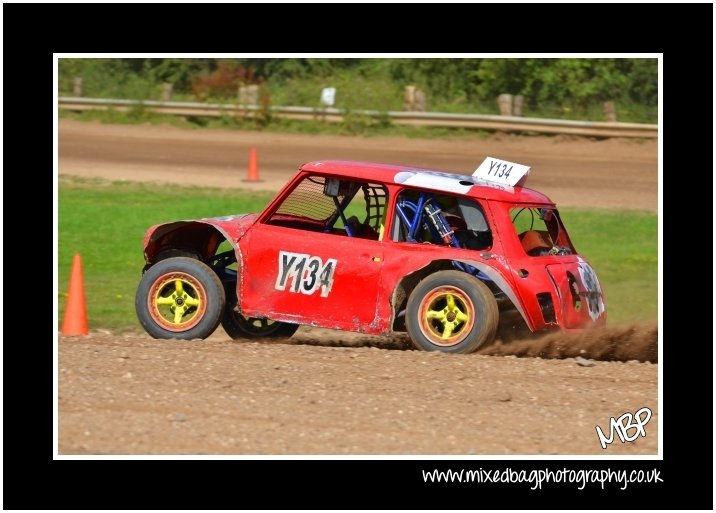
left=61, top=253, right=89, bottom=335
left=243, top=147, right=263, bottom=182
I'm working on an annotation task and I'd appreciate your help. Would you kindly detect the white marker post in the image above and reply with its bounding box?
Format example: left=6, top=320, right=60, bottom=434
left=320, top=87, right=336, bottom=107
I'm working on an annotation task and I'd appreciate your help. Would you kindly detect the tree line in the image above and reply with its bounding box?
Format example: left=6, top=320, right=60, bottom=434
left=59, top=57, right=657, bottom=112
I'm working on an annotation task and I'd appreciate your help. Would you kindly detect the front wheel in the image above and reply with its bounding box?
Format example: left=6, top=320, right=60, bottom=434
left=221, top=293, right=299, bottom=339
left=136, top=257, right=225, bottom=339
left=406, top=270, right=498, bottom=354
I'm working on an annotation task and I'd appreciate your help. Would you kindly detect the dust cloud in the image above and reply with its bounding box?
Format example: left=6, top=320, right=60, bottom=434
left=480, top=322, right=658, bottom=363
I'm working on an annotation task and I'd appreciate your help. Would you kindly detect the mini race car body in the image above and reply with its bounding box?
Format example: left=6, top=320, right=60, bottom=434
left=136, top=158, right=606, bottom=353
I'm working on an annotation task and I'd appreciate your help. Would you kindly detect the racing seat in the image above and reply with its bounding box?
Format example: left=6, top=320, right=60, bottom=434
left=519, top=230, right=553, bottom=256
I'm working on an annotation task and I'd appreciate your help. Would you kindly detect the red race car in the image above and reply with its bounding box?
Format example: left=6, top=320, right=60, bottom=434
left=135, top=157, right=606, bottom=353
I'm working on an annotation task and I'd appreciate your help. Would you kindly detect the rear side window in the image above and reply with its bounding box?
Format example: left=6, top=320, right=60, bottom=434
left=510, top=207, right=575, bottom=256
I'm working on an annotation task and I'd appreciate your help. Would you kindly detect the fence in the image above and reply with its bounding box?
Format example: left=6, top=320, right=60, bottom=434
left=58, top=97, right=657, bottom=139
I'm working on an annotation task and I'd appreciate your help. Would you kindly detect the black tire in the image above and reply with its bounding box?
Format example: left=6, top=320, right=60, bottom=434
left=221, top=293, right=299, bottom=339
left=136, top=257, right=225, bottom=339
left=142, top=249, right=202, bottom=274
left=156, top=248, right=202, bottom=261
left=406, top=270, right=498, bottom=354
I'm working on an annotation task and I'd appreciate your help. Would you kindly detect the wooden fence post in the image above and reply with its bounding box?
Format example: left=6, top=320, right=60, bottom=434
left=404, top=85, right=416, bottom=111
left=603, top=101, right=617, bottom=122
left=73, top=77, right=82, bottom=97
left=513, top=95, right=524, bottom=117
left=414, top=89, right=426, bottom=112
left=238, top=84, right=247, bottom=106
left=238, top=84, right=259, bottom=106
left=161, top=83, right=173, bottom=102
left=247, top=85, right=259, bottom=106
left=497, top=94, right=513, bottom=116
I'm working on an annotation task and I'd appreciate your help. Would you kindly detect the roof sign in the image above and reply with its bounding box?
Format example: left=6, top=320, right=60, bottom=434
left=473, top=157, right=530, bottom=187
left=394, top=170, right=474, bottom=195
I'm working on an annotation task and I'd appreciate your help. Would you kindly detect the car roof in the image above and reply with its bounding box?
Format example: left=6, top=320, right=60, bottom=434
left=300, top=160, right=555, bottom=205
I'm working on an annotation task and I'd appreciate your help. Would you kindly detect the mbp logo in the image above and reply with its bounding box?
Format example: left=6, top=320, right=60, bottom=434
left=595, top=407, right=652, bottom=449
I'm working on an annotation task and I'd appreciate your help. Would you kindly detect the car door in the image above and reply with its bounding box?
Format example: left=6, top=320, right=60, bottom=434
left=239, top=223, right=384, bottom=331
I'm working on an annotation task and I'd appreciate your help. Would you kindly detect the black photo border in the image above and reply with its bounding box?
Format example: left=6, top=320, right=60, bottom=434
left=3, top=2, right=711, bottom=510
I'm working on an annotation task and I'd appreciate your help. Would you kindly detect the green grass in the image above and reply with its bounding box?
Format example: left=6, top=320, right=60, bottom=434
left=59, top=107, right=197, bottom=129
left=58, top=177, right=657, bottom=332
left=267, top=72, right=401, bottom=112
left=58, top=177, right=274, bottom=332
left=59, top=108, right=497, bottom=140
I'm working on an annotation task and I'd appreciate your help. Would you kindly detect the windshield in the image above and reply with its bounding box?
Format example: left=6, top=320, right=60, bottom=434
left=266, top=175, right=388, bottom=239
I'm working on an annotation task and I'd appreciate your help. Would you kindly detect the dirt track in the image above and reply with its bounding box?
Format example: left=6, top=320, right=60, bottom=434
left=58, top=119, right=658, bottom=211
left=57, top=120, right=659, bottom=455
left=59, top=324, right=657, bottom=455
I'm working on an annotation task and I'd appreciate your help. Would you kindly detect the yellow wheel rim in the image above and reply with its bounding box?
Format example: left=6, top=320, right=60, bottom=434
left=148, top=271, right=206, bottom=332
left=418, top=286, right=475, bottom=347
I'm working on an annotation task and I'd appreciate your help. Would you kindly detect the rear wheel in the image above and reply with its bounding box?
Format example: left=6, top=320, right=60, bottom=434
left=406, top=270, right=498, bottom=354
left=136, top=257, right=225, bottom=339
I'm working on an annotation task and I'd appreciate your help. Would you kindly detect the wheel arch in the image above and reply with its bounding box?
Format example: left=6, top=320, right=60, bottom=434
left=390, top=258, right=531, bottom=332
left=143, top=221, right=240, bottom=268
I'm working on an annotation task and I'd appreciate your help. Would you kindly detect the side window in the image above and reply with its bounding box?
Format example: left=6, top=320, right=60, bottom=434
left=392, top=190, right=492, bottom=250
left=266, top=175, right=388, bottom=240
left=511, top=207, right=574, bottom=256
